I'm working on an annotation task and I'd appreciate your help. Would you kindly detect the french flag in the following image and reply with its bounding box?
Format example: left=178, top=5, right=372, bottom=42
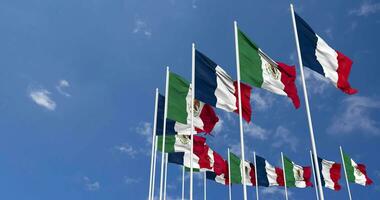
left=317, top=157, right=342, bottom=191
left=195, top=50, right=252, bottom=122
left=295, top=12, right=357, bottom=95
left=256, top=155, right=284, bottom=187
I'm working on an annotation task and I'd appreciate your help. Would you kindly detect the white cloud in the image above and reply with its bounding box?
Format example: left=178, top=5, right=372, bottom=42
left=191, top=0, right=197, bottom=8
left=83, top=176, right=100, bottom=191
left=261, top=187, right=292, bottom=197
left=29, top=88, right=56, bottom=111
left=272, top=126, right=298, bottom=152
left=56, top=79, right=71, bottom=97
left=212, top=119, right=223, bottom=135
left=328, top=96, right=380, bottom=135
left=301, top=67, right=330, bottom=95
left=136, top=122, right=153, bottom=143
left=115, top=143, right=138, bottom=158
left=133, top=19, right=152, bottom=37
left=350, top=1, right=380, bottom=16
left=124, top=177, right=141, bottom=184
left=251, top=91, right=276, bottom=111
left=244, top=123, right=269, bottom=140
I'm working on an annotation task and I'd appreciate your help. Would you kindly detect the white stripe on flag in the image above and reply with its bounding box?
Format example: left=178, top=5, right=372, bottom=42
left=315, top=34, right=339, bottom=86
left=259, top=51, right=287, bottom=96
left=215, top=66, right=237, bottom=112
left=321, top=159, right=336, bottom=190
left=265, top=160, right=279, bottom=186
left=351, top=159, right=367, bottom=186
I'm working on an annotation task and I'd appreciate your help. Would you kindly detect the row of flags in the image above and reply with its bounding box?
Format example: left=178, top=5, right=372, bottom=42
left=148, top=4, right=367, bottom=200
left=157, top=135, right=373, bottom=191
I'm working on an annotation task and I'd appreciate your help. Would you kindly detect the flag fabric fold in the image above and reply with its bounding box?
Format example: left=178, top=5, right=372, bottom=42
left=237, top=29, right=300, bottom=108
left=317, top=157, right=342, bottom=191
left=229, top=152, right=256, bottom=186
left=283, top=155, right=312, bottom=188
left=255, top=155, right=284, bottom=187
left=195, top=50, right=252, bottom=122
left=294, top=12, right=357, bottom=95
left=342, top=152, right=373, bottom=186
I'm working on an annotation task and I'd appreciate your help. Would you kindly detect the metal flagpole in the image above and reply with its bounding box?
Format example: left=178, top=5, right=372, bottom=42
left=163, top=153, right=168, bottom=200
left=159, top=67, right=170, bottom=200
left=340, top=146, right=353, bottom=200
left=310, top=150, right=320, bottom=200
left=190, top=43, right=196, bottom=200
left=233, top=20, right=248, bottom=200
left=228, top=148, right=232, bottom=200
left=289, top=4, right=325, bottom=200
left=182, top=165, right=185, bottom=200
left=281, top=152, right=289, bottom=200
left=204, top=171, right=207, bottom=200
left=148, top=89, right=159, bottom=200
left=253, top=151, right=259, bottom=200
left=152, top=136, right=159, bottom=200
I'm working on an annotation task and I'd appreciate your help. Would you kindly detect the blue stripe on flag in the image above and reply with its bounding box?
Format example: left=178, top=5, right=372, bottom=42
left=195, top=50, right=218, bottom=107
left=295, top=12, right=325, bottom=76
left=156, top=94, right=176, bottom=135
left=256, top=155, right=270, bottom=187
left=206, top=171, right=217, bottom=181
left=317, top=157, right=326, bottom=187
left=168, top=152, right=185, bottom=165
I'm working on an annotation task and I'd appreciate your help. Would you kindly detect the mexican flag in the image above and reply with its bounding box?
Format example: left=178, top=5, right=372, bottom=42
left=283, top=155, right=312, bottom=188
left=237, top=28, right=300, bottom=109
left=166, top=72, right=219, bottom=134
left=229, top=152, right=255, bottom=186
left=342, top=152, right=373, bottom=186
left=157, top=135, right=206, bottom=153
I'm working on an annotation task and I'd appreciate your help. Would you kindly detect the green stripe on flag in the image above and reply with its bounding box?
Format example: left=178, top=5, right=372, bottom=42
left=157, top=135, right=175, bottom=153
left=238, top=29, right=264, bottom=88
left=283, top=155, right=296, bottom=187
left=229, top=152, right=242, bottom=184
left=343, top=152, right=356, bottom=182
left=167, top=72, right=190, bottom=124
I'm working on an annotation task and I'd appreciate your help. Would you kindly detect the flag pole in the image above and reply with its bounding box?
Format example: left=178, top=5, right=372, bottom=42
left=152, top=136, right=158, bottom=200
left=204, top=171, right=207, bottom=200
left=309, top=150, right=320, bottom=200
left=340, top=146, right=353, bottom=200
left=190, top=42, right=196, bottom=200
left=163, top=153, right=168, bottom=200
left=281, top=152, right=289, bottom=200
left=234, top=20, right=248, bottom=200
left=228, top=148, right=232, bottom=200
left=289, top=4, right=325, bottom=200
left=148, top=88, right=159, bottom=200
left=159, top=67, right=170, bottom=200
left=253, top=151, right=259, bottom=200
left=182, top=165, right=185, bottom=200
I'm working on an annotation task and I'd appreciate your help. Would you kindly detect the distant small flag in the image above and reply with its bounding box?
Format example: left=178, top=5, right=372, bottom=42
left=237, top=29, right=300, bottom=108
left=342, top=152, right=373, bottom=186
left=317, top=157, right=342, bottom=190
left=195, top=50, right=252, bottom=122
left=294, top=12, right=357, bottom=95
left=157, top=135, right=206, bottom=153
left=255, top=155, right=284, bottom=187
left=229, top=152, right=256, bottom=186
left=168, top=152, right=203, bottom=170
left=206, top=171, right=229, bottom=185
left=283, top=155, right=312, bottom=188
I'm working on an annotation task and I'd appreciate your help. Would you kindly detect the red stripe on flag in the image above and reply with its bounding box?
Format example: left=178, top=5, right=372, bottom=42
left=302, top=166, right=313, bottom=187
left=357, top=164, right=373, bottom=185
left=336, top=51, right=358, bottom=95
left=275, top=167, right=285, bottom=186
left=233, top=81, right=252, bottom=122
left=330, top=163, right=342, bottom=191
left=277, top=62, right=301, bottom=109
left=249, top=163, right=256, bottom=186
left=198, top=104, right=219, bottom=134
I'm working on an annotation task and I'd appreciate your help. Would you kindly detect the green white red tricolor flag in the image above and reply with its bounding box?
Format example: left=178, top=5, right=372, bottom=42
left=342, top=152, right=373, bottom=186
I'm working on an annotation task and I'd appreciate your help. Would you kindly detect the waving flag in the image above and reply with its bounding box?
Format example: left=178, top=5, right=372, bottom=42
left=342, top=152, right=373, bottom=186
left=294, top=13, right=357, bottom=95
left=283, top=155, right=312, bottom=188
left=229, top=152, right=256, bottom=186
left=237, top=29, right=300, bottom=108
left=206, top=171, right=230, bottom=185
left=195, top=50, right=252, bottom=122
left=256, top=155, right=284, bottom=187
left=157, top=135, right=206, bottom=153
left=318, top=157, right=342, bottom=190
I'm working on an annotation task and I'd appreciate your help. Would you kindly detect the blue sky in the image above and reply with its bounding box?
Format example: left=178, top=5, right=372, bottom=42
left=0, top=0, right=379, bottom=199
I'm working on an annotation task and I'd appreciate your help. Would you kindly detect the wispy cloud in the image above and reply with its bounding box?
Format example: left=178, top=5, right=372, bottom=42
left=56, top=79, right=71, bottom=97
left=83, top=176, right=100, bottom=191
left=114, top=143, right=138, bottom=158
left=251, top=91, right=276, bottom=111
left=244, top=123, right=269, bottom=140
left=132, top=19, right=152, bottom=37
left=328, top=96, right=380, bottom=135
left=349, top=1, right=380, bottom=16
left=124, top=177, right=141, bottom=184
left=272, top=126, right=298, bottom=152
left=324, top=28, right=333, bottom=39
left=213, top=119, right=223, bottom=135
left=261, top=187, right=293, bottom=197
left=29, top=88, right=56, bottom=111
left=136, top=122, right=153, bottom=143
left=191, top=0, right=198, bottom=9
left=301, top=67, right=330, bottom=95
